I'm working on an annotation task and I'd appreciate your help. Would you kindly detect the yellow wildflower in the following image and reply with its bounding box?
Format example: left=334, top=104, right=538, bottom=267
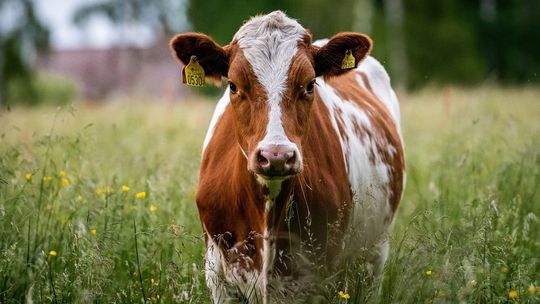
left=425, top=270, right=433, bottom=276
left=150, top=203, right=158, bottom=213
left=90, top=229, right=97, bottom=237
left=508, top=290, right=518, bottom=300
left=122, top=185, right=130, bottom=192
left=49, top=250, right=57, bottom=257
left=338, top=291, right=350, bottom=299
left=151, top=278, right=159, bottom=286
left=96, top=186, right=114, bottom=196
left=136, top=191, right=146, bottom=199
left=25, top=172, right=33, bottom=181
left=59, top=170, right=66, bottom=177
left=61, top=178, right=70, bottom=187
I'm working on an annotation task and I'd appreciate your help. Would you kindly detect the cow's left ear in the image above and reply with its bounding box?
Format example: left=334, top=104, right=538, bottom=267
left=312, top=32, right=372, bottom=78
left=169, top=33, right=230, bottom=82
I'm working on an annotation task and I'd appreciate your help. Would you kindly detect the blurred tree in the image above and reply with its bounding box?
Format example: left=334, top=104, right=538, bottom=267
left=398, top=0, right=485, bottom=88
left=186, top=0, right=358, bottom=45
left=0, top=0, right=49, bottom=106
left=383, top=0, right=407, bottom=89
left=73, top=0, right=187, bottom=38
left=477, top=0, right=540, bottom=84
left=73, top=0, right=540, bottom=91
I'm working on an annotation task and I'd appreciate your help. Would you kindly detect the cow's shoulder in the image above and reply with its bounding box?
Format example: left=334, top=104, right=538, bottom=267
left=356, top=56, right=401, bottom=124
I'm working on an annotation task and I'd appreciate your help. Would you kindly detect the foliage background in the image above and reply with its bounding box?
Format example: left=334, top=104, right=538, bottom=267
left=1, top=0, right=540, bottom=106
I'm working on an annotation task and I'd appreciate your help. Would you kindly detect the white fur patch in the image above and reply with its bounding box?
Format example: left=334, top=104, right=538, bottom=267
left=202, top=87, right=230, bottom=152
left=234, top=11, right=304, bottom=151
left=205, top=234, right=266, bottom=303
left=314, top=52, right=403, bottom=269
left=261, top=228, right=275, bottom=304
left=357, top=56, right=402, bottom=126
left=205, top=236, right=227, bottom=302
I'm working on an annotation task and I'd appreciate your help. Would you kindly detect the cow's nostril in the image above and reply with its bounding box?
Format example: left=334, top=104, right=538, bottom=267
left=258, top=151, right=270, bottom=167
left=285, top=152, right=296, bottom=167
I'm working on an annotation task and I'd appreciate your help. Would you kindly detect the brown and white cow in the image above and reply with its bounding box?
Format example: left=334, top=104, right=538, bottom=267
left=170, top=11, right=405, bottom=303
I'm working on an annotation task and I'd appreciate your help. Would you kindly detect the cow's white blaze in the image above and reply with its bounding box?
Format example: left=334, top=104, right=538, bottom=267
left=234, top=11, right=304, bottom=155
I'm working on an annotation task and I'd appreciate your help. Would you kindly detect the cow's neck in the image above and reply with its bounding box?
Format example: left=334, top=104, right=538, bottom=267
left=230, top=147, right=294, bottom=296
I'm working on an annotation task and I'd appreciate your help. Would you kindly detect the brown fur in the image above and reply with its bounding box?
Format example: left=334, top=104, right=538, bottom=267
left=170, top=28, right=403, bottom=284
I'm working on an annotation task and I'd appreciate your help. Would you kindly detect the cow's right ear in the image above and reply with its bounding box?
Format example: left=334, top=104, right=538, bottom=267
left=169, top=33, right=229, bottom=82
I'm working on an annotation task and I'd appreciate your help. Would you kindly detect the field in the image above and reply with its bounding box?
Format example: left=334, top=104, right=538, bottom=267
left=1, top=87, right=539, bottom=303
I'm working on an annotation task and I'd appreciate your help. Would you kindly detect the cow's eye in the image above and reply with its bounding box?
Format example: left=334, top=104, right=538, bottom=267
left=229, top=82, right=238, bottom=94
left=306, top=79, right=316, bottom=94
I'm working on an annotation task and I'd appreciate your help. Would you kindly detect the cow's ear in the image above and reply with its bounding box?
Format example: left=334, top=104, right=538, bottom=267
left=313, top=32, right=372, bottom=78
left=169, top=33, right=229, bottom=82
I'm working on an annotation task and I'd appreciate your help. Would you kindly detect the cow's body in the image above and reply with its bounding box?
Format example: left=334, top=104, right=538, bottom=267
left=170, top=11, right=405, bottom=303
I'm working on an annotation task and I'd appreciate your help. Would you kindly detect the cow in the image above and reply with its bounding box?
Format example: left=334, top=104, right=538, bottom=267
left=170, top=11, right=405, bottom=303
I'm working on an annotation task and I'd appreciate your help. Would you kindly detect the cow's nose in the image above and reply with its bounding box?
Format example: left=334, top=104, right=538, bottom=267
left=255, top=145, right=301, bottom=177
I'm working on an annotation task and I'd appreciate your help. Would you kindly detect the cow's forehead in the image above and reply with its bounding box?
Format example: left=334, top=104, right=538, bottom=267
left=232, top=11, right=307, bottom=91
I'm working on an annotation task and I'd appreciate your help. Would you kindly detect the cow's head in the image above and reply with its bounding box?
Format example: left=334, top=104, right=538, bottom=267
left=170, top=11, right=371, bottom=182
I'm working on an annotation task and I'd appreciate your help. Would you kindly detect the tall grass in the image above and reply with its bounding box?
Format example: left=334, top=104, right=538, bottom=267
left=0, top=88, right=539, bottom=303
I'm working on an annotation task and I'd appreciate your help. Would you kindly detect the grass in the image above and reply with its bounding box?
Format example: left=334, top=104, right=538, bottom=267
left=0, top=87, right=539, bottom=303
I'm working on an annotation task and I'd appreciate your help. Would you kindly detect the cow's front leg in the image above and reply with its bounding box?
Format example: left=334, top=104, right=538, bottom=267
left=205, top=238, right=267, bottom=303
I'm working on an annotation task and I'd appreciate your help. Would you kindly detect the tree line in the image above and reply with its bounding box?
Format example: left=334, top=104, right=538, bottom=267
left=1, top=0, right=538, bottom=105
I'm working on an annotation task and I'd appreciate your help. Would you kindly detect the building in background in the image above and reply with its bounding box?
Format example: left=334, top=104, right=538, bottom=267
left=32, top=0, right=187, bottom=101
left=37, top=35, right=185, bottom=101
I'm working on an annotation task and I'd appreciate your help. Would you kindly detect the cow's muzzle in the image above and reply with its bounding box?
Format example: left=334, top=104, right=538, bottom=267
left=249, top=143, right=302, bottom=178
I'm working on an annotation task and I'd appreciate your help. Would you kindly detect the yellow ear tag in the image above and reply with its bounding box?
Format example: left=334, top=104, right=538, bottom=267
left=341, top=50, right=355, bottom=70
left=182, top=55, right=205, bottom=87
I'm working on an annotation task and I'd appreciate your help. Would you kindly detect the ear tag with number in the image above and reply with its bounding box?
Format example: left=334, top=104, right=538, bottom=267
left=182, top=55, right=206, bottom=87
left=341, top=50, right=355, bottom=70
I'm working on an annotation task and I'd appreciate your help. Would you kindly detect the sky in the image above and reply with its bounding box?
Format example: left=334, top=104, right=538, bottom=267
left=35, top=0, right=156, bottom=50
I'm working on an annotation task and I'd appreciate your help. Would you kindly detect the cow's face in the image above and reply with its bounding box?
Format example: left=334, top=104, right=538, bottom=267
left=170, top=12, right=371, bottom=182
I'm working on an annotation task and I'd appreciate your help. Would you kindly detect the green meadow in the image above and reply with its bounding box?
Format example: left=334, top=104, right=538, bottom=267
left=0, top=88, right=539, bottom=303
